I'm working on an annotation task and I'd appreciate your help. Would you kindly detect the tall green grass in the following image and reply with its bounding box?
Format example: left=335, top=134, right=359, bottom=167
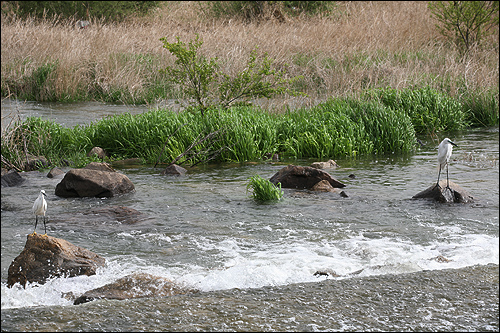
left=3, top=87, right=484, bottom=171
left=364, top=87, right=470, bottom=134
left=246, top=174, right=283, bottom=203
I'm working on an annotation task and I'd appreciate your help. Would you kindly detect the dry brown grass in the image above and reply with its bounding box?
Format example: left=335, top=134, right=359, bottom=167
left=1, top=1, right=498, bottom=109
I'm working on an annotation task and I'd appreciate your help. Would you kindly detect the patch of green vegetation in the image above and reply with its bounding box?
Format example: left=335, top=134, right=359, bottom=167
left=364, top=86, right=469, bottom=134
left=247, top=174, right=283, bottom=202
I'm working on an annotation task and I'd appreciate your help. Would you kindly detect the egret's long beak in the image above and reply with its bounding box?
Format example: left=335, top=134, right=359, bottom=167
left=42, top=192, right=47, bottom=197
left=449, top=140, right=457, bottom=147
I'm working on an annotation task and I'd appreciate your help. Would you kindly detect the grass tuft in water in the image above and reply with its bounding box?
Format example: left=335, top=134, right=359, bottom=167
left=247, top=175, right=283, bottom=202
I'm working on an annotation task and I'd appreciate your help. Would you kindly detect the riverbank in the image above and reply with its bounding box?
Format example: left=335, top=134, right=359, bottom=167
left=1, top=1, right=498, bottom=108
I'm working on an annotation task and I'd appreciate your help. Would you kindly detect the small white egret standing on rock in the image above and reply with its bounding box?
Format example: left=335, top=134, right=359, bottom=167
left=435, top=138, right=458, bottom=189
left=32, top=190, right=48, bottom=235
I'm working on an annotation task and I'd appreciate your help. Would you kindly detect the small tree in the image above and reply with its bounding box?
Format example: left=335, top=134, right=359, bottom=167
left=160, top=34, right=305, bottom=115
left=428, top=1, right=499, bottom=54
left=159, top=35, right=220, bottom=114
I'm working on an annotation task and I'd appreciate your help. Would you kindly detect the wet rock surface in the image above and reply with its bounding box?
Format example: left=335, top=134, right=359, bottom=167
left=7, top=233, right=106, bottom=288
left=74, top=272, right=198, bottom=305
left=269, top=164, right=346, bottom=189
left=413, top=180, right=474, bottom=203
left=55, top=162, right=134, bottom=198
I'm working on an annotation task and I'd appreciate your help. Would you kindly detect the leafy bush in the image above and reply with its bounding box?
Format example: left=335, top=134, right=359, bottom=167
left=160, top=34, right=305, bottom=115
left=247, top=174, right=283, bottom=202
left=428, top=1, right=499, bottom=54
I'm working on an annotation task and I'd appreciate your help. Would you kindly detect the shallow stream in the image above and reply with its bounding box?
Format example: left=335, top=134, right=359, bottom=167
left=1, top=99, right=498, bottom=331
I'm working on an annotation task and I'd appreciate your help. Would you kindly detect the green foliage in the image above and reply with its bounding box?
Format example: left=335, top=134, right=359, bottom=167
left=460, top=89, right=499, bottom=127
left=247, top=174, right=283, bottom=202
left=428, top=1, right=499, bottom=54
left=1, top=96, right=420, bottom=171
left=5, top=1, right=160, bottom=22
left=160, top=34, right=305, bottom=115
left=279, top=98, right=416, bottom=158
left=159, top=35, right=220, bottom=114
left=3, top=60, right=59, bottom=102
left=365, top=87, right=469, bottom=134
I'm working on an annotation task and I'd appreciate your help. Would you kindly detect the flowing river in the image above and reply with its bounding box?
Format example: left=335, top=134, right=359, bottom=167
left=1, top=99, right=499, bottom=331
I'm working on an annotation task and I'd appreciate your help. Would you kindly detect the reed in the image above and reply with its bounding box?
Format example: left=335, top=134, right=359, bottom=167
left=2, top=95, right=422, bottom=171
left=1, top=2, right=498, bottom=111
left=364, top=87, right=469, bottom=134
left=246, top=174, right=283, bottom=203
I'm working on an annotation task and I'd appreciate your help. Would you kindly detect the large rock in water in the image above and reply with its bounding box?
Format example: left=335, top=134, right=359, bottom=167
left=1, top=169, right=25, bottom=187
left=269, top=164, right=346, bottom=189
left=74, top=272, right=198, bottom=305
left=7, top=233, right=105, bottom=288
left=55, top=162, right=134, bottom=197
left=413, top=180, right=474, bottom=203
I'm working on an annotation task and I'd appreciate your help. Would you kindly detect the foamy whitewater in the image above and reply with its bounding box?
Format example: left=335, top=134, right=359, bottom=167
left=2, top=230, right=497, bottom=309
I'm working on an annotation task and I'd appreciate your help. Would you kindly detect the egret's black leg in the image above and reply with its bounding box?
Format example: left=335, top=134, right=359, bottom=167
left=43, top=216, right=47, bottom=235
left=446, top=163, right=450, bottom=189
left=435, top=165, right=442, bottom=188
left=34, top=216, right=38, bottom=234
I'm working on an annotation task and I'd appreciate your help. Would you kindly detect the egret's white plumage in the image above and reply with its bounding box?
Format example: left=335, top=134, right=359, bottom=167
left=32, top=190, right=48, bottom=234
left=436, top=138, right=457, bottom=188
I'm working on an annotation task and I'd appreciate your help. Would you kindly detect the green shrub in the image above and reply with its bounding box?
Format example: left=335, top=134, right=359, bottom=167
left=247, top=174, right=283, bottom=202
left=428, top=1, right=499, bottom=54
left=160, top=34, right=305, bottom=115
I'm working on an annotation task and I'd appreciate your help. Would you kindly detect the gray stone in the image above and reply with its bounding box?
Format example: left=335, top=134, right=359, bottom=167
left=74, top=272, right=198, bottom=305
left=1, top=170, right=25, bottom=187
left=161, top=164, right=187, bottom=176
left=413, top=180, right=474, bottom=203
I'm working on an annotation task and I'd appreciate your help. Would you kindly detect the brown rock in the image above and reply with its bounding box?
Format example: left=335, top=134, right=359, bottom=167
left=7, top=233, right=105, bottom=288
left=74, top=272, right=198, bottom=305
left=310, top=159, right=339, bottom=169
left=160, top=164, right=187, bottom=176
left=84, top=162, right=115, bottom=172
left=87, top=147, right=108, bottom=159
left=47, top=167, right=64, bottom=178
left=311, top=180, right=336, bottom=192
left=412, top=180, right=474, bottom=203
left=24, top=155, right=50, bottom=171
left=269, top=164, right=346, bottom=189
left=55, top=168, right=135, bottom=198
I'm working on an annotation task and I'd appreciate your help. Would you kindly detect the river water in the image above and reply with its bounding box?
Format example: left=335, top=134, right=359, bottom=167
left=1, top=99, right=499, bottom=331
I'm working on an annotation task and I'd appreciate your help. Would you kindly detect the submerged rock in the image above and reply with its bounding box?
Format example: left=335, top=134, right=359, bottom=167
left=412, top=180, right=474, bottom=203
left=269, top=164, right=346, bottom=189
left=160, top=164, right=187, bottom=176
left=87, top=147, right=108, bottom=160
left=7, top=233, right=105, bottom=288
left=310, top=159, right=339, bottom=169
left=1, top=169, right=25, bottom=187
left=74, top=272, right=198, bottom=305
left=47, top=167, right=64, bottom=178
left=83, top=205, right=146, bottom=224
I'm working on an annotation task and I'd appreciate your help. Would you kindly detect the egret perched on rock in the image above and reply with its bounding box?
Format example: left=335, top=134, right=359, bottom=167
left=32, top=190, right=48, bottom=235
left=435, top=138, right=458, bottom=189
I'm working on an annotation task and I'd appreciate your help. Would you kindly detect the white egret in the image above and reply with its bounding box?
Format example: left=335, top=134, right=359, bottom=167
left=436, top=138, right=458, bottom=189
left=32, top=190, right=48, bottom=234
